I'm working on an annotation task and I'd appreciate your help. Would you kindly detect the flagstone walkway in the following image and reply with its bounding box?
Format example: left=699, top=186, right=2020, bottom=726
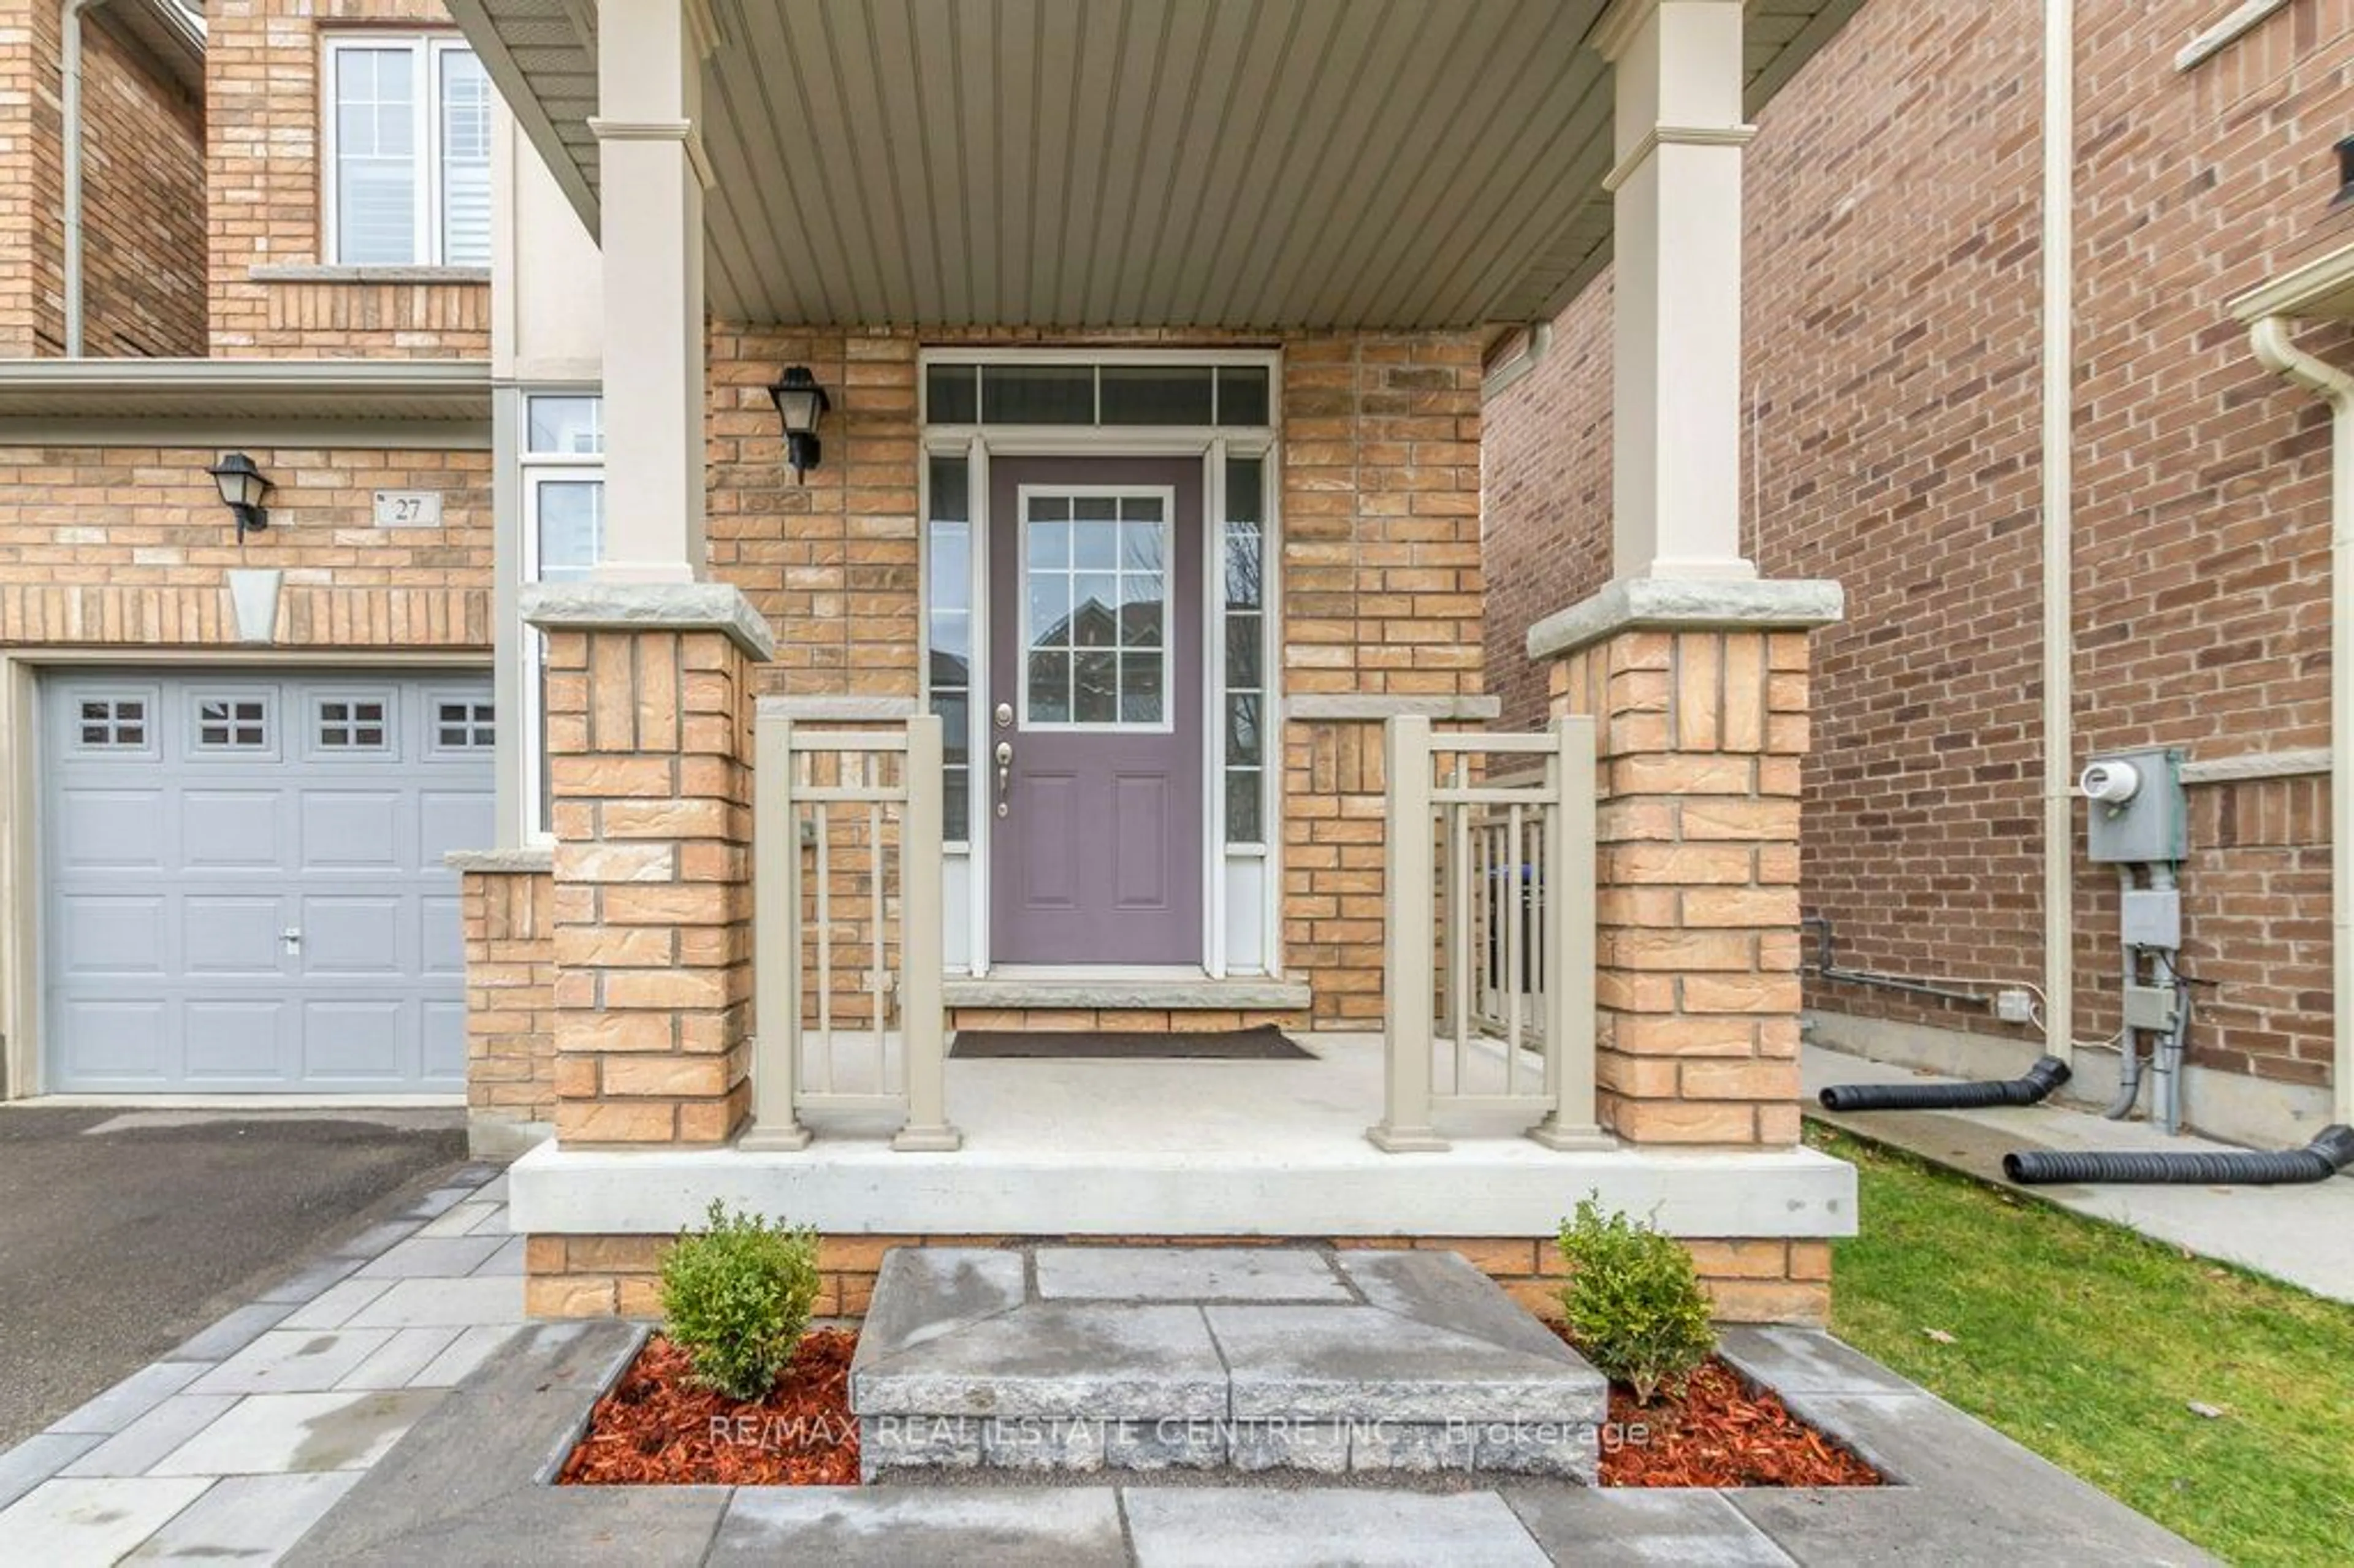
left=0, top=1163, right=524, bottom=1564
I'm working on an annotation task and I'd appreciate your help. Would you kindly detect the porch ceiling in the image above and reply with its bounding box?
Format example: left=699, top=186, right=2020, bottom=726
left=452, top=0, right=1861, bottom=332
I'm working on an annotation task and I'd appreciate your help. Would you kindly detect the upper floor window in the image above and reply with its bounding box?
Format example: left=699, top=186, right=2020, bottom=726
left=325, top=36, right=492, bottom=267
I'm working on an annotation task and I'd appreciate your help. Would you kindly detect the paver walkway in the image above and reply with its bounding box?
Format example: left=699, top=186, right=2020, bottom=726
left=1804, top=1043, right=2354, bottom=1303
left=0, top=1162, right=525, bottom=1564
left=0, top=1155, right=2212, bottom=1565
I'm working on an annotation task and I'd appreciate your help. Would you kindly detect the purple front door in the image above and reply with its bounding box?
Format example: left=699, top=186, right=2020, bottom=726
left=988, top=457, right=1203, bottom=964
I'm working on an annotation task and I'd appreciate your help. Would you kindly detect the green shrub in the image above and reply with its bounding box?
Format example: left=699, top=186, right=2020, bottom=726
left=1556, top=1193, right=1717, bottom=1403
left=658, top=1201, right=822, bottom=1401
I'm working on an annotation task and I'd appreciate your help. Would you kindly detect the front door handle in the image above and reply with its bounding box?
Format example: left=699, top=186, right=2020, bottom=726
left=994, top=740, right=1013, bottom=817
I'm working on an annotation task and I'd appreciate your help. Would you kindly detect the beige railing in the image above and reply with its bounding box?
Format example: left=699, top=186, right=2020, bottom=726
left=745, top=711, right=959, bottom=1152
left=1368, top=714, right=1607, bottom=1152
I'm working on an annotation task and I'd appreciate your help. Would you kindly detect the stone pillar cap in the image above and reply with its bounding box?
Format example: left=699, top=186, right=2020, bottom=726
left=520, top=580, right=777, bottom=662
left=1528, top=577, right=1842, bottom=661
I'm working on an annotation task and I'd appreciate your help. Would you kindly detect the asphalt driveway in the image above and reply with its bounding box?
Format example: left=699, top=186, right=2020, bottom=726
left=0, top=1106, right=469, bottom=1446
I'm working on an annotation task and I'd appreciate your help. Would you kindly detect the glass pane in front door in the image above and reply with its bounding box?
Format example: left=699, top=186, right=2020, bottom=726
left=1023, top=494, right=1170, bottom=729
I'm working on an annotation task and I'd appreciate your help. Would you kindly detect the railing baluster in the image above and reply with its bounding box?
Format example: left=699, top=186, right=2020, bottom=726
left=1449, top=757, right=1471, bottom=1097
left=895, top=715, right=959, bottom=1149
left=815, top=799, right=832, bottom=1094
left=742, top=710, right=809, bottom=1149
left=1506, top=800, right=1524, bottom=1092
left=1369, top=715, right=1446, bottom=1150
left=1531, top=714, right=1606, bottom=1149
left=869, top=799, right=886, bottom=1087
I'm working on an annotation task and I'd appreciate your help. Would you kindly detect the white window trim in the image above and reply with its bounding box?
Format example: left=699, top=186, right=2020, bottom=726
left=518, top=390, right=606, bottom=843
left=320, top=32, right=487, bottom=268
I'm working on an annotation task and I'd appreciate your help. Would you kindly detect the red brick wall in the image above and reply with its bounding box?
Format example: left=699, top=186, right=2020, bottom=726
left=206, top=0, right=489, bottom=357
left=1484, top=0, right=2354, bottom=1096
left=1482, top=286, right=1612, bottom=732
left=0, top=0, right=69, bottom=356
left=0, top=1, right=205, bottom=357
left=80, top=16, right=205, bottom=356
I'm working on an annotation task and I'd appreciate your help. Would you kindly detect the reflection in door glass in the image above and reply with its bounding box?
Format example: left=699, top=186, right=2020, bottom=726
left=1024, top=492, right=1172, bottom=728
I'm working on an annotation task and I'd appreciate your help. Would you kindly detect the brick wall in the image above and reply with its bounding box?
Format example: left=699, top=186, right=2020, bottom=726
left=0, top=443, right=492, bottom=647
left=460, top=868, right=557, bottom=1138
left=206, top=0, right=489, bottom=358
left=0, top=0, right=67, bottom=356
left=526, top=1232, right=1830, bottom=1326
left=1485, top=0, right=2354, bottom=1101
left=707, top=327, right=1484, bottom=1027
left=1482, top=285, right=1613, bottom=733
left=0, top=1, right=204, bottom=357
left=80, top=16, right=204, bottom=356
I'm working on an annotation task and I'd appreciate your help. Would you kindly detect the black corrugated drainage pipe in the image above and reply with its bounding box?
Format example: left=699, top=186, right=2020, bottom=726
left=2005, top=1125, right=2354, bottom=1186
left=1818, top=1057, right=2071, bottom=1113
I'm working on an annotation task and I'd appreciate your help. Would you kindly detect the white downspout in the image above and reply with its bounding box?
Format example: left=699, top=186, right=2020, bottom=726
left=2249, top=316, right=2354, bottom=1127
left=2040, top=0, right=2076, bottom=1065
left=61, top=0, right=108, bottom=357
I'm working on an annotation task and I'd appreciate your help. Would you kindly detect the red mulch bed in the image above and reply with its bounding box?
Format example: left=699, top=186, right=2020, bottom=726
left=558, top=1330, right=860, bottom=1486
left=1563, top=1327, right=1880, bottom=1488
left=560, top=1323, right=1879, bottom=1489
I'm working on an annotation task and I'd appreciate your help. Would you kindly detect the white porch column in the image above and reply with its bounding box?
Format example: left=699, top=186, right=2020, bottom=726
left=591, top=0, right=708, bottom=582
left=1594, top=0, right=1756, bottom=582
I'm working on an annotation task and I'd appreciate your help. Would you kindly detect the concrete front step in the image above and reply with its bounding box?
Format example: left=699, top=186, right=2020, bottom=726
left=849, top=1247, right=1606, bottom=1482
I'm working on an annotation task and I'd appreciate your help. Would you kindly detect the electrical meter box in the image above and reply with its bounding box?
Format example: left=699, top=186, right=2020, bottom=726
left=2080, top=747, right=2187, bottom=865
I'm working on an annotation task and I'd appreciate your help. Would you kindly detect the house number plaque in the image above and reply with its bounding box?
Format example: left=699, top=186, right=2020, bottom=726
left=373, top=490, right=444, bottom=528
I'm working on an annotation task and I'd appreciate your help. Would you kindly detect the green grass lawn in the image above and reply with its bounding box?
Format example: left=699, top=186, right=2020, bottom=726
left=1811, top=1123, right=2354, bottom=1567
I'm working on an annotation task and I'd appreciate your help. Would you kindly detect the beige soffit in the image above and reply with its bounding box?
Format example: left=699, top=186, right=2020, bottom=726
left=450, top=0, right=1863, bottom=330
left=0, top=360, right=494, bottom=422
left=2230, top=238, right=2354, bottom=324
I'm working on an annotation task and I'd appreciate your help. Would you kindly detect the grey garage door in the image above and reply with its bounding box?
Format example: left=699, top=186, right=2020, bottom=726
left=43, top=671, right=495, bottom=1094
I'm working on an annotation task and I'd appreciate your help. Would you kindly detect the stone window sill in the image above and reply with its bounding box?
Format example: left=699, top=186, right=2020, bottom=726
left=246, top=264, right=491, bottom=285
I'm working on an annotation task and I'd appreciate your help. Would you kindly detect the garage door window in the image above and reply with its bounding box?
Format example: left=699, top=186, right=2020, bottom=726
left=75, top=695, right=151, bottom=751
left=316, top=696, right=391, bottom=751
left=433, top=699, right=495, bottom=752
left=194, top=695, right=272, bottom=751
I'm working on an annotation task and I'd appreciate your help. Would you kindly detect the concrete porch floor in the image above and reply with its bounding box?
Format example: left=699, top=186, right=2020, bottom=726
left=1803, top=1044, right=2354, bottom=1304
left=512, top=1034, right=1853, bottom=1244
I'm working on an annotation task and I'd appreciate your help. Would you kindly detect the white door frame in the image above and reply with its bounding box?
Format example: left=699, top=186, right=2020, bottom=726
left=917, top=347, right=1282, bottom=982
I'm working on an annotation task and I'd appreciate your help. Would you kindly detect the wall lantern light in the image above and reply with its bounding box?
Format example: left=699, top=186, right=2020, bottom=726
left=766, top=365, right=831, bottom=481
left=207, top=452, right=272, bottom=541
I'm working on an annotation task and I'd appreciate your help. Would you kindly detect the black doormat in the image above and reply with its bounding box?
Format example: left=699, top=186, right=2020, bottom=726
left=950, top=1024, right=1314, bottom=1060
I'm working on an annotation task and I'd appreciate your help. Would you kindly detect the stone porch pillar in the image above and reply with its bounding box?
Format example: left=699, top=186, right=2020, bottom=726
left=524, top=0, right=778, bottom=1147
left=1531, top=0, right=1842, bottom=1148
left=529, top=587, right=776, bottom=1146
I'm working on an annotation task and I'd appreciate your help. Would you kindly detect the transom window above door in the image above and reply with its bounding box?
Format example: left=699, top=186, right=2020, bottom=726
left=1021, top=491, right=1171, bottom=729
left=925, top=361, right=1271, bottom=428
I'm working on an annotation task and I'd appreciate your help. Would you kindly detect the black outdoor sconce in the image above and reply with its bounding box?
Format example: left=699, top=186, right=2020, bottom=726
left=2336, top=133, right=2354, bottom=209
left=767, top=365, right=831, bottom=481
left=207, top=452, right=273, bottom=541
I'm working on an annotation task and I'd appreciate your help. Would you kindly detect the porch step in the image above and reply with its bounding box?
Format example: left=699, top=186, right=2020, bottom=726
left=942, top=973, right=1312, bottom=1011
left=850, top=1246, right=1606, bottom=1482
